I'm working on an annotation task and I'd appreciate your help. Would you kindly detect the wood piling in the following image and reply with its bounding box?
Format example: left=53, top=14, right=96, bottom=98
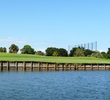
left=0, top=61, right=110, bottom=71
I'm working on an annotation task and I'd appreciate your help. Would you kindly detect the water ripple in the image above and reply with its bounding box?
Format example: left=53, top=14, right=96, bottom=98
left=0, top=71, right=110, bottom=100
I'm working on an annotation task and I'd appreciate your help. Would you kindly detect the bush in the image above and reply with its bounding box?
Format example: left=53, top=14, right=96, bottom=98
left=91, top=52, right=103, bottom=58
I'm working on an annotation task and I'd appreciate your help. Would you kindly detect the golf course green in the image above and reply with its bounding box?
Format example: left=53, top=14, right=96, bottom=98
left=0, top=53, right=110, bottom=64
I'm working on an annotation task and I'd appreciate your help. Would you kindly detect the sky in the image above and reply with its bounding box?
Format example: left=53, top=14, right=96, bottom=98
left=0, top=0, right=110, bottom=52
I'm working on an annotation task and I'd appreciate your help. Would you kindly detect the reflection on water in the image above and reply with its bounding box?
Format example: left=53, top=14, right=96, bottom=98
left=0, top=71, right=110, bottom=100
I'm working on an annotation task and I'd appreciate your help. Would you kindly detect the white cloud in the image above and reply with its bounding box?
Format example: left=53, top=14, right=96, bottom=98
left=0, top=37, right=26, bottom=44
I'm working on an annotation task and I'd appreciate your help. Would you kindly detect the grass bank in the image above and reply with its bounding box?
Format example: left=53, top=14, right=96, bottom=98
left=0, top=53, right=110, bottom=64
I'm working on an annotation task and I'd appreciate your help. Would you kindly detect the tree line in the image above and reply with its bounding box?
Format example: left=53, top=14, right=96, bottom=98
left=0, top=44, right=110, bottom=58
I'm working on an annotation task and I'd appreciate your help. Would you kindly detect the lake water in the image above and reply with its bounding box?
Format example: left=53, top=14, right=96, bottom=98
left=0, top=71, right=110, bottom=100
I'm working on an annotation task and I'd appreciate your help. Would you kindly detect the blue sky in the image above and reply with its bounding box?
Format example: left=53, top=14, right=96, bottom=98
left=0, top=0, right=110, bottom=52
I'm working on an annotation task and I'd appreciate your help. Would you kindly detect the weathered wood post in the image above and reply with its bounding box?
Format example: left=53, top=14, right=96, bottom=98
left=62, top=63, right=64, bottom=71
left=104, top=64, right=106, bottom=70
left=16, top=62, right=18, bottom=71
left=83, top=64, right=86, bottom=70
left=91, top=64, right=93, bottom=70
left=97, top=64, right=99, bottom=70
left=0, top=62, right=1, bottom=71
left=38, top=62, right=41, bottom=71
left=46, top=63, right=49, bottom=71
left=74, top=64, right=78, bottom=70
left=74, top=64, right=76, bottom=70
left=63, top=63, right=68, bottom=70
left=0, top=62, right=3, bottom=71
left=7, top=61, right=10, bottom=71
left=31, top=62, right=33, bottom=71
left=54, top=63, right=57, bottom=71
left=23, top=62, right=26, bottom=71
left=65, top=63, right=69, bottom=71
left=109, top=65, right=110, bottom=70
left=69, top=64, right=71, bottom=70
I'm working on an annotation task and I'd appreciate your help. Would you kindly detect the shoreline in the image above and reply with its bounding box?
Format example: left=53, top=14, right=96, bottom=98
left=0, top=61, right=110, bottom=71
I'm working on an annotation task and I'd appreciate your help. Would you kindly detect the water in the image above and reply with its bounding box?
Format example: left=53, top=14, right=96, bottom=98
left=0, top=71, right=110, bottom=100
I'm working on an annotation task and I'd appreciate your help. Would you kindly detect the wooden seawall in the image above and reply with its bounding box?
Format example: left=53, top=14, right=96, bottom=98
left=0, top=61, right=110, bottom=71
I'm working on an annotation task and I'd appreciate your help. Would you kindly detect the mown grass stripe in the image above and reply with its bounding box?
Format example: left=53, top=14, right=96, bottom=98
left=0, top=53, right=110, bottom=64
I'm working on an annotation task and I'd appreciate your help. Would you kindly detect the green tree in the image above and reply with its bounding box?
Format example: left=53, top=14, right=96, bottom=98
left=0, top=47, right=7, bottom=53
left=58, top=48, right=68, bottom=56
left=45, top=47, right=58, bottom=56
left=0, top=47, right=2, bottom=52
left=35, top=51, right=45, bottom=56
left=2, top=47, right=7, bottom=52
left=0, top=47, right=3, bottom=52
left=84, top=49, right=93, bottom=56
left=9, top=44, right=19, bottom=53
left=69, top=47, right=77, bottom=56
left=107, top=48, right=110, bottom=58
left=74, top=47, right=85, bottom=57
left=101, top=52, right=108, bottom=59
left=21, top=45, right=35, bottom=54
left=45, top=47, right=68, bottom=56
left=91, top=52, right=103, bottom=58
left=107, top=48, right=110, bottom=53
left=53, top=51, right=59, bottom=56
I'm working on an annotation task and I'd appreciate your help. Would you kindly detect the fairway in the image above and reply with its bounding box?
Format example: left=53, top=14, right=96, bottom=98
left=0, top=53, right=110, bottom=64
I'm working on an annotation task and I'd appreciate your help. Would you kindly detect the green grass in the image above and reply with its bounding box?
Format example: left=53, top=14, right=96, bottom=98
left=0, top=53, right=110, bottom=64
